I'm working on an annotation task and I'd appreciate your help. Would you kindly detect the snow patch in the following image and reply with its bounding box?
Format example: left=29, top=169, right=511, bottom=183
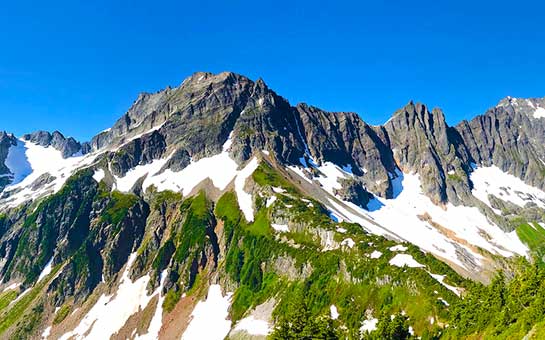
left=429, top=273, right=461, bottom=296
left=271, top=224, right=289, bottom=233
left=360, top=318, right=378, bottom=333
left=389, top=254, right=425, bottom=268
left=330, top=305, right=339, bottom=320
left=235, top=157, right=260, bottom=222
left=92, top=169, right=105, bottom=183
left=534, top=107, right=545, bottom=119
left=471, top=165, right=545, bottom=210
left=370, top=250, right=383, bottom=259
left=266, top=195, right=277, bottom=208
left=135, top=270, right=168, bottom=340
left=42, top=326, right=51, bottom=339
left=5, top=140, right=32, bottom=184
left=38, top=257, right=54, bottom=282
left=389, top=245, right=408, bottom=252
left=60, top=253, right=156, bottom=340
left=359, top=170, right=528, bottom=269
left=182, top=285, right=233, bottom=340
left=233, top=316, right=271, bottom=336
left=336, top=227, right=347, bottom=233
left=272, top=187, right=286, bottom=193
left=115, top=157, right=168, bottom=192
left=2, top=282, right=21, bottom=292
left=341, top=238, right=355, bottom=248
left=1, top=140, right=98, bottom=209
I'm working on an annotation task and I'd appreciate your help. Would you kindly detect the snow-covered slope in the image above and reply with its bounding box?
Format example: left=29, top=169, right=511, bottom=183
left=1, top=139, right=97, bottom=209
left=471, top=165, right=545, bottom=210
left=290, top=162, right=528, bottom=272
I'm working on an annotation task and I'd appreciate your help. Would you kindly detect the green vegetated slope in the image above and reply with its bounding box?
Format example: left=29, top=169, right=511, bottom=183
left=2, top=162, right=545, bottom=339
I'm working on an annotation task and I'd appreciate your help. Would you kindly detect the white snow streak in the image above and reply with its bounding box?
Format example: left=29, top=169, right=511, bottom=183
left=37, top=257, right=54, bottom=282
left=235, top=157, right=260, bottom=222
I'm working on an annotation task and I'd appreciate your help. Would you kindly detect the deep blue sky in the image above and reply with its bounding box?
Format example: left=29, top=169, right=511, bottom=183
left=1, top=0, right=544, bottom=141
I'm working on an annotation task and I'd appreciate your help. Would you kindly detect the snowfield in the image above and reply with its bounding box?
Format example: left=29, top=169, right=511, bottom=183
left=182, top=284, right=233, bottom=340
left=471, top=165, right=545, bottom=210
left=320, top=169, right=528, bottom=270
left=1, top=140, right=98, bottom=208
left=59, top=253, right=160, bottom=340
left=113, top=138, right=261, bottom=222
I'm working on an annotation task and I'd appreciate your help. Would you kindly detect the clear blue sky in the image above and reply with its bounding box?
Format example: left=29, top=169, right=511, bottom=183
left=1, top=0, right=544, bottom=141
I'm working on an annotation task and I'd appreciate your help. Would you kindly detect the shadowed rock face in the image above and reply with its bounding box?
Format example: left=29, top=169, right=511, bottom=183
left=0, top=132, right=17, bottom=191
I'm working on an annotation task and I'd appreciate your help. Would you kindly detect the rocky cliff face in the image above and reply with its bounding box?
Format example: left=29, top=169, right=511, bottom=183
left=456, top=97, right=545, bottom=191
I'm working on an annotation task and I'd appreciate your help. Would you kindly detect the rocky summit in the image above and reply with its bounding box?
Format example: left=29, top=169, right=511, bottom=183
left=1, top=72, right=545, bottom=339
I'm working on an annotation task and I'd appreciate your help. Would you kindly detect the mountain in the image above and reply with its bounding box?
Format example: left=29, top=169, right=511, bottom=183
left=0, top=71, right=545, bottom=339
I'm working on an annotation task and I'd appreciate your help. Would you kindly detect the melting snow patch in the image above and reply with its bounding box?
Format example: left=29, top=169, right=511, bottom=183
left=59, top=253, right=155, bottom=340
left=389, top=254, right=425, bottom=268
left=272, top=186, right=286, bottom=193
left=534, top=107, right=545, bottom=119
left=471, top=165, right=545, bottom=210
left=42, top=326, right=51, bottom=339
left=1, top=140, right=98, bottom=208
left=135, top=270, right=168, bottom=340
left=389, top=245, right=408, bottom=252
left=352, top=170, right=529, bottom=270
left=92, top=169, right=105, bottom=183
left=330, top=305, right=339, bottom=320
left=429, top=273, right=461, bottom=296
left=182, top=285, right=233, bottom=340
left=143, top=152, right=238, bottom=195
left=370, top=250, right=383, bottom=259
left=438, top=297, right=450, bottom=306
left=233, top=316, right=271, bottom=336
left=38, top=257, right=54, bottom=282
left=341, top=238, right=355, bottom=248
left=336, top=227, right=347, bottom=233
left=235, top=157, right=260, bottom=222
left=360, top=318, right=378, bottom=333
left=266, top=195, right=277, bottom=208
left=115, top=158, right=168, bottom=192
left=271, top=224, right=289, bottom=233
left=2, top=282, right=21, bottom=292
